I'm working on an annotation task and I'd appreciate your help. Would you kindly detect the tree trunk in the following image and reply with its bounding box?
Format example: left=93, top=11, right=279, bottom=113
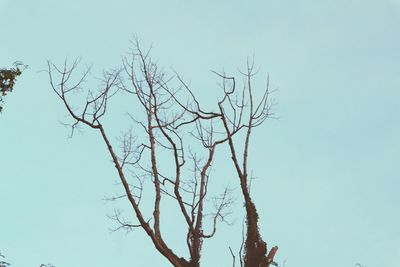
left=242, top=183, right=277, bottom=267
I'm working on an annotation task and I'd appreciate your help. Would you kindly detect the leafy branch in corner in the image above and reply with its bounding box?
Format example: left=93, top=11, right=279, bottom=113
left=0, top=61, right=27, bottom=112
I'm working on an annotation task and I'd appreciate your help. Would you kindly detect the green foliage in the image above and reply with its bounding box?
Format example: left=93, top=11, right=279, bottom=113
left=0, top=252, right=10, bottom=267
left=0, top=252, right=54, bottom=267
left=0, top=62, right=26, bottom=112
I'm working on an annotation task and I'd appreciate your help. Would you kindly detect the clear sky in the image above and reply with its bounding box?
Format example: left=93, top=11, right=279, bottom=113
left=1, top=0, right=400, bottom=266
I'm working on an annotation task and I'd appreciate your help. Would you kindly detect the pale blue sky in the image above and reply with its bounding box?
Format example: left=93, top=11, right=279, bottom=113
left=1, top=0, right=400, bottom=266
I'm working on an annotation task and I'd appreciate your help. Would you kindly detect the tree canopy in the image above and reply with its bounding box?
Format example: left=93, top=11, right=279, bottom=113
left=0, top=62, right=25, bottom=112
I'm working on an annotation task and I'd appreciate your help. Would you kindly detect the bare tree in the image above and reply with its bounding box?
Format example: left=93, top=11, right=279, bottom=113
left=48, top=41, right=234, bottom=267
left=171, top=61, right=279, bottom=266
left=48, top=39, right=277, bottom=266
left=211, top=63, right=278, bottom=267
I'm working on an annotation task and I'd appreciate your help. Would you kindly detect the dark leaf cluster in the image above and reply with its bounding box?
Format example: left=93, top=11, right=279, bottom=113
left=0, top=61, right=26, bottom=112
